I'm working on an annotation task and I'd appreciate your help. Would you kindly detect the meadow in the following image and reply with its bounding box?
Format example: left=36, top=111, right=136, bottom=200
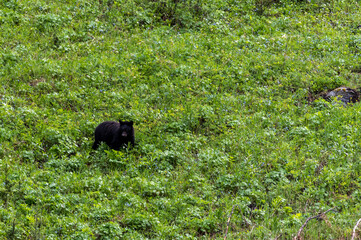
left=1, top=0, right=361, bottom=239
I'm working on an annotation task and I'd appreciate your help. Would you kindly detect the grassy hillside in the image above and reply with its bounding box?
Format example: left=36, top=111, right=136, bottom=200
left=1, top=0, right=361, bottom=239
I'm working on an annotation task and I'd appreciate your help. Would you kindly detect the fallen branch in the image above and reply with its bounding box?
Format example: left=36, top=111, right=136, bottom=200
left=293, top=207, right=336, bottom=240
left=351, top=217, right=361, bottom=240
left=224, top=204, right=239, bottom=240
left=274, top=233, right=282, bottom=240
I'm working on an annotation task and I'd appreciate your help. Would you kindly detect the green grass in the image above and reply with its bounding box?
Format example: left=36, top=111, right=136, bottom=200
left=1, top=0, right=361, bottom=239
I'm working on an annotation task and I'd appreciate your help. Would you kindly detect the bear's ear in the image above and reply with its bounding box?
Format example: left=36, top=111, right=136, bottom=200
left=128, top=121, right=133, bottom=126
left=119, top=120, right=123, bottom=124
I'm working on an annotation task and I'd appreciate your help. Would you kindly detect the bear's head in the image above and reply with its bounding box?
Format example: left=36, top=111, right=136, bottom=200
left=118, top=121, right=134, bottom=138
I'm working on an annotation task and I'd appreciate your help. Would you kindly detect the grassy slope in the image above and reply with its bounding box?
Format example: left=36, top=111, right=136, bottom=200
left=1, top=0, right=361, bottom=239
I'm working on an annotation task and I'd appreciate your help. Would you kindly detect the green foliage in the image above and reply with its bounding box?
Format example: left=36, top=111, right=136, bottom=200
left=1, top=0, right=361, bottom=238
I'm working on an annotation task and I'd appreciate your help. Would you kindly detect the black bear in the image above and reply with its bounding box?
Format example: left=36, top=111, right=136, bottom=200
left=92, top=120, right=135, bottom=150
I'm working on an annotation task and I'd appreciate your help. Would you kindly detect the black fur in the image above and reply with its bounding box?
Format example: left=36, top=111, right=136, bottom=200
left=92, top=120, right=135, bottom=150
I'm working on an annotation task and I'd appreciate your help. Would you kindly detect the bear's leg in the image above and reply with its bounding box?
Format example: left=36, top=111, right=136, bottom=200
left=110, top=141, right=121, bottom=150
left=92, top=140, right=100, bottom=150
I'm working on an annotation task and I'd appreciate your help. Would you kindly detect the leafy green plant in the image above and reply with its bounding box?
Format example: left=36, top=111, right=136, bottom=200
left=1, top=0, right=361, bottom=238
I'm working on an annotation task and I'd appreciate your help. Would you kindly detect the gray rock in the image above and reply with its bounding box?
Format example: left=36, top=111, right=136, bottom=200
left=324, top=87, right=359, bottom=106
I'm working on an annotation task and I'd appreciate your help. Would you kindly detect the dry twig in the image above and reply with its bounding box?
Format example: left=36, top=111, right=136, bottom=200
left=293, top=207, right=336, bottom=240
left=351, top=217, right=361, bottom=240
left=224, top=204, right=239, bottom=240
left=274, top=233, right=282, bottom=240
